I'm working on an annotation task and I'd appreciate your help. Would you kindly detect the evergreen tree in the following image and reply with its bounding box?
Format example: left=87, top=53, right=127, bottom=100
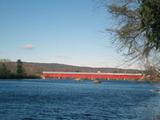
left=16, top=59, right=25, bottom=77
left=139, top=0, right=160, bottom=51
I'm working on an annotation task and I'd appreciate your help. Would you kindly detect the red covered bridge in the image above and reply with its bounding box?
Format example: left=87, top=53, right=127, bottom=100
left=41, top=72, right=143, bottom=80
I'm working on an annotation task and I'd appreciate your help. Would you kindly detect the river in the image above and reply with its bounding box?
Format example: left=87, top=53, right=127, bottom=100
left=0, top=79, right=160, bottom=120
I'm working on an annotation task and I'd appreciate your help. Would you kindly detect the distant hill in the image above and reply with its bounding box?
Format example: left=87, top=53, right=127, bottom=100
left=6, top=62, right=142, bottom=75
left=12, top=62, right=142, bottom=74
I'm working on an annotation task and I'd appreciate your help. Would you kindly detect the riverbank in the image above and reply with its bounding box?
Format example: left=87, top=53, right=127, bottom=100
left=0, top=75, right=159, bottom=83
left=0, top=75, right=40, bottom=79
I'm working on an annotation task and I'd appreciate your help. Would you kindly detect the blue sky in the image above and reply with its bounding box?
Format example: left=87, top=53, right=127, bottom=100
left=0, top=0, right=139, bottom=68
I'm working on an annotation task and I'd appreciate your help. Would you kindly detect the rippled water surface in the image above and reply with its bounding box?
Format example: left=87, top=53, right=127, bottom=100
left=0, top=79, right=160, bottom=120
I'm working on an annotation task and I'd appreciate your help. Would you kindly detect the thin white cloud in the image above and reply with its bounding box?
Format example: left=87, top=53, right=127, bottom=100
left=21, top=44, right=35, bottom=50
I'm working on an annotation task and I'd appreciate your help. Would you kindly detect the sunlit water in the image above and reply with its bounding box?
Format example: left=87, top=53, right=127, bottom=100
left=0, top=79, right=160, bottom=120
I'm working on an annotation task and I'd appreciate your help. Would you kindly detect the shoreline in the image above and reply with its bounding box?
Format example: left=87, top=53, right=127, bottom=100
left=0, top=78, right=159, bottom=83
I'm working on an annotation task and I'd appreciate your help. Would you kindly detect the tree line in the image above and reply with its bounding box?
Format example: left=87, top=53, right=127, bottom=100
left=0, top=59, right=38, bottom=79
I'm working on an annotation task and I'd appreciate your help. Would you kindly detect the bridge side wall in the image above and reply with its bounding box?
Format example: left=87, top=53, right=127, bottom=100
left=42, top=73, right=143, bottom=80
